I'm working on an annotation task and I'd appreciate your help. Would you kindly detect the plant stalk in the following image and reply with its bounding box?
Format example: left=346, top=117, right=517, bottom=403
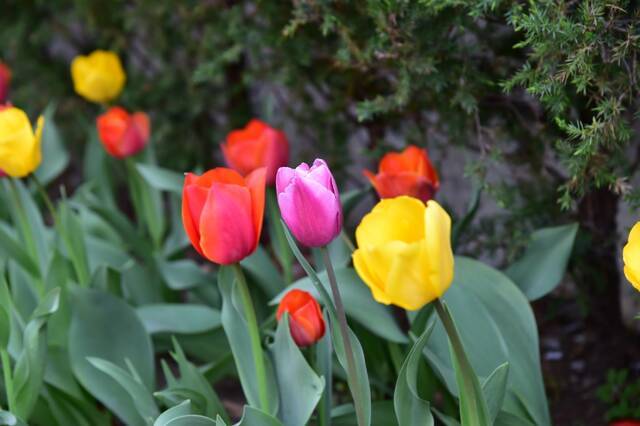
left=232, top=263, right=270, bottom=413
left=320, top=246, right=365, bottom=426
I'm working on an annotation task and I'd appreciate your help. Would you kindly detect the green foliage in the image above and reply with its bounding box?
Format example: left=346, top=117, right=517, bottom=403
left=596, top=369, right=640, bottom=421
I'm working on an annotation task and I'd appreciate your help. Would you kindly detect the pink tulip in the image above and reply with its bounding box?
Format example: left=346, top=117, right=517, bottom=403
left=276, top=159, right=342, bottom=247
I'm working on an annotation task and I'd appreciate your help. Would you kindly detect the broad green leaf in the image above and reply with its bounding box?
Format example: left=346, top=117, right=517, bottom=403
left=332, top=401, right=397, bottom=426
left=483, top=363, right=510, bottom=423
left=316, top=320, right=332, bottom=426
left=88, top=357, right=159, bottom=422
left=0, top=304, right=10, bottom=349
left=236, top=406, right=283, bottom=426
left=35, top=105, right=70, bottom=185
left=0, top=224, right=40, bottom=278
left=126, top=159, right=165, bottom=247
left=136, top=164, right=183, bottom=194
left=158, top=260, right=213, bottom=291
left=505, top=224, right=578, bottom=301
left=394, top=322, right=435, bottom=426
left=57, top=201, right=91, bottom=286
left=269, top=315, right=324, bottom=426
left=137, top=304, right=221, bottom=335
left=69, top=288, right=154, bottom=426
left=0, top=410, right=26, bottom=426
left=424, top=257, right=550, bottom=425
left=154, top=400, right=193, bottom=426
left=241, top=246, right=283, bottom=298
left=218, top=267, right=278, bottom=414
left=271, top=268, right=407, bottom=343
left=166, top=415, right=217, bottom=426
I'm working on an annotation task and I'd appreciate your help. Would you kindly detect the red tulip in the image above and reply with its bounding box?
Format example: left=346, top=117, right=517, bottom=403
left=0, top=63, right=10, bottom=103
left=182, top=167, right=266, bottom=265
left=363, top=145, right=439, bottom=202
left=610, top=421, right=640, bottom=426
left=222, top=119, right=289, bottom=185
left=276, top=289, right=325, bottom=347
left=96, top=107, right=150, bottom=158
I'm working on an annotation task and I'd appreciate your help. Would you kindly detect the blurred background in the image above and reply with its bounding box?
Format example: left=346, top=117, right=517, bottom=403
left=3, top=1, right=640, bottom=423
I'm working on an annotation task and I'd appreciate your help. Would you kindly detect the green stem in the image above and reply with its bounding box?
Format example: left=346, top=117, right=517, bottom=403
left=320, top=247, right=365, bottom=426
left=1, top=349, right=13, bottom=413
left=232, top=264, right=270, bottom=413
left=31, top=174, right=57, bottom=223
left=315, top=333, right=332, bottom=426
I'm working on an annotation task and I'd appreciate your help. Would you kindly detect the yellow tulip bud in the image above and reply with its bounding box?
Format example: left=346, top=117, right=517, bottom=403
left=71, top=50, right=126, bottom=103
left=353, top=196, right=454, bottom=310
left=0, top=106, right=44, bottom=177
left=623, top=222, right=640, bottom=292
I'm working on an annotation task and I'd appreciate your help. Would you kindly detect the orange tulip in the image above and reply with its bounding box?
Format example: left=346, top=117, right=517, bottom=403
left=363, top=145, right=439, bottom=202
left=222, top=119, right=289, bottom=185
left=182, top=167, right=266, bottom=265
left=97, top=107, right=150, bottom=158
left=0, top=62, right=10, bottom=103
left=276, top=289, right=325, bottom=347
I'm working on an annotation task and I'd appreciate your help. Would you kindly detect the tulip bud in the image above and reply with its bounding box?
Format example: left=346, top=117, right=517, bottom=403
left=353, top=196, right=454, bottom=311
left=0, top=62, right=11, bottom=103
left=97, top=107, right=150, bottom=159
left=623, top=222, right=640, bottom=292
left=276, top=289, right=325, bottom=347
left=276, top=159, right=342, bottom=248
left=182, top=167, right=266, bottom=265
left=363, top=145, right=439, bottom=202
left=222, top=119, right=289, bottom=185
left=0, top=106, right=44, bottom=177
left=71, top=50, right=126, bottom=104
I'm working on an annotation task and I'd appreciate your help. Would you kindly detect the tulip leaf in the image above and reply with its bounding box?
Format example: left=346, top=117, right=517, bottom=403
left=69, top=288, right=154, bottom=426
left=236, top=406, right=283, bottom=426
left=331, top=401, right=397, bottom=426
left=154, top=400, right=193, bottom=426
left=0, top=410, right=27, bottom=426
left=35, top=104, right=70, bottom=185
left=135, top=163, right=184, bottom=194
left=483, top=363, right=510, bottom=424
left=269, top=315, right=324, bottom=426
left=271, top=268, right=407, bottom=343
left=136, top=304, right=221, bottom=335
left=505, top=223, right=578, bottom=301
left=281, top=223, right=372, bottom=426
left=241, top=246, right=284, bottom=298
left=423, top=256, right=550, bottom=425
left=316, top=320, right=333, bottom=426
left=0, top=224, right=40, bottom=279
left=157, top=259, right=213, bottom=291
left=87, top=357, right=159, bottom=423
left=394, top=322, right=435, bottom=426
left=165, top=415, right=218, bottom=426
left=126, top=159, right=165, bottom=248
left=218, top=266, right=278, bottom=415
left=57, top=200, right=91, bottom=286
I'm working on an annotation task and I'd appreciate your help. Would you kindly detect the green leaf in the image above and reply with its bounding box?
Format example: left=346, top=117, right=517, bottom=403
left=218, top=267, right=278, bottom=413
left=0, top=224, right=40, bottom=278
left=57, top=201, right=91, bottom=286
left=165, top=415, right=218, bottom=426
left=136, top=164, right=183, bottom=194
left=241, top=247, right=283, bottom=298
left=126, top=159, right=165, bottom=247
left=137, top=304, right=221, bottom=335
left=394, top=323, right=435, bottom=426
left=0, top=410, right=26, bottom=426
left=236, top=406, right=283, bottom=426
left=0, top=305, right=9, bottom=349
left=424, top=256, right=550, bottom=425
left=69, top=288, right=154, bottom=426
left=154, top=400, right=193, bottom=426
left=332, top=401, right=397, bottom=426
left=272, top=267, right=407, bottom=343
left=483, top=363, right=510, bottom=423
left=269, top=315, right=324, bottom=426
left=451, top=183, right=481, bottom=248
left=35, top=105, right=70, bottom=185
left=88, top=357, right=159, bottom=422
left=505, top=224, right=577, bottom=301
left=158, top=260, right=212, bottom=291
left=436, top=301, right=490, bottom=426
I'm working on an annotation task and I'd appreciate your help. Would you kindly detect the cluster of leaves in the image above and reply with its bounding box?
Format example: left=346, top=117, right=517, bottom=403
left=596, top=369, right=640, bottom=421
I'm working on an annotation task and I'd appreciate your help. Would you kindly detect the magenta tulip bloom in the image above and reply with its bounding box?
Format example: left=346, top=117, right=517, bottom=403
left=276, top=159, right=343, bottom=247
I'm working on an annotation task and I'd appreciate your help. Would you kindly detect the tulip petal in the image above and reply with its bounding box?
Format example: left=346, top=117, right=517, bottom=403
left=182, top=181, right=208, bottom=257
left=423, top=200, right=454, bottom=297
left=355, top=196, right=425, bottom=249
left=623, top=222, right=640, bottom=290
left=245, top=167, right=267, bottom=245
left=353, top=248, right=394, bottom=305
left=199, top=182, right=256, bottom=265
left=276, top=166, right=296, bottom=194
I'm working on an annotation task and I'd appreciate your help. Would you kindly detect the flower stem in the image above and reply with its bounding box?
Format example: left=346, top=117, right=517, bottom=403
left=232, top=263, right=270, bottom=413
left=1, top=349, right=13, bottom=413
left=31, top=174, right=57, bottom=223
left=320, top=247, right=365, bottom=426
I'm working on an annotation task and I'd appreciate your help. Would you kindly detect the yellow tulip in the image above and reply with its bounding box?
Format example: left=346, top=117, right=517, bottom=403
left=623, top=222, right=640, bottom=292
left=353, top=196, right=454, bottom=310
left=71, top=50, right=126, bottom=103
left=0, top=106, right=44, bottom=177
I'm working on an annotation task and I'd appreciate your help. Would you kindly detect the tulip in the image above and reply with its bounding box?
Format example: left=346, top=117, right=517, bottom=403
left=97, top=107, right=150, bottom=159
left=0, top=62, right=11, bottom=103
left=276, top=289, right=326, bottom=347
left=182, top=167, right=266, bottom=265
left=363, top=145, right=439, bottom=202
left=353, top=196, right=454, bottom=311
left=71, top=50, right=126, bottom=103
left=222, top=119, right=289, bottom=185
left=276, top=159, right=342, bottom=247
left=623, top=222, right=640, bottom=292
left=0, top=106, right=44, bottom=178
